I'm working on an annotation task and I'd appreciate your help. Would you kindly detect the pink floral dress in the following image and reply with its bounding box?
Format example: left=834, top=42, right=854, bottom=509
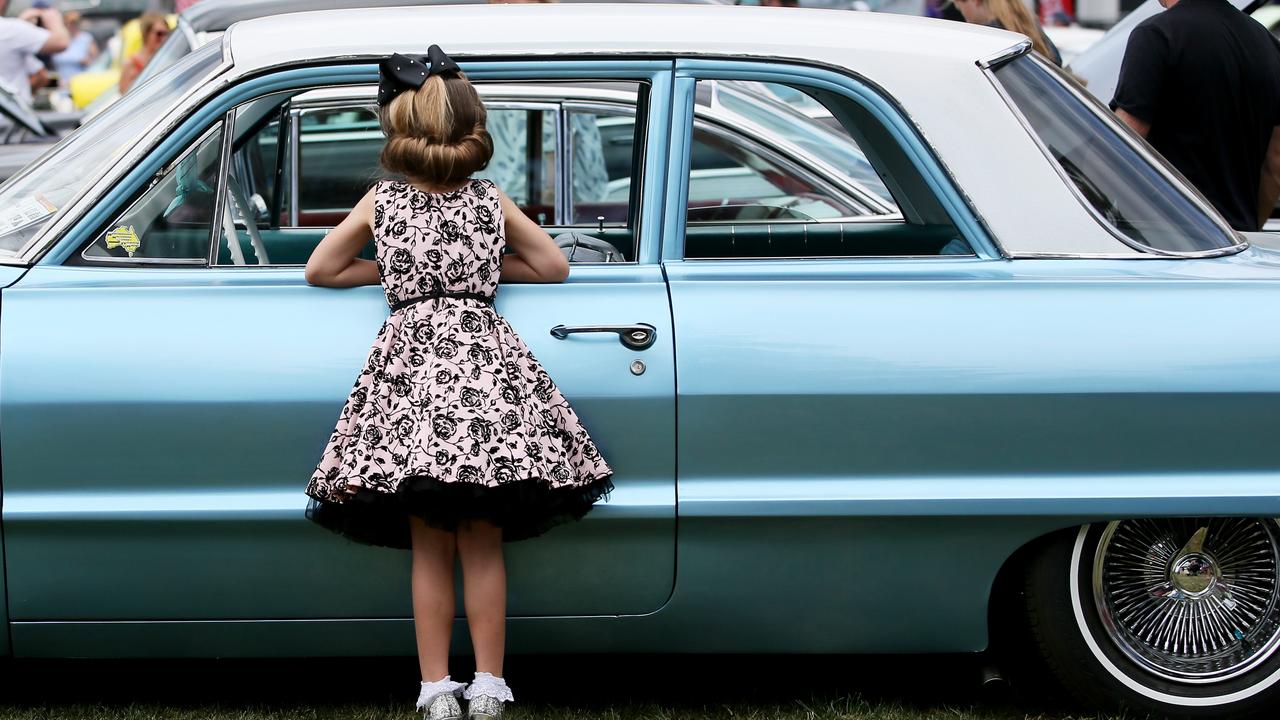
left=304, top=178, right=613, bottom=547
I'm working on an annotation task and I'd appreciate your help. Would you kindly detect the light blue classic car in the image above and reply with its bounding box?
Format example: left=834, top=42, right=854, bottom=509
left=0, top=4, right=1276, bottom=719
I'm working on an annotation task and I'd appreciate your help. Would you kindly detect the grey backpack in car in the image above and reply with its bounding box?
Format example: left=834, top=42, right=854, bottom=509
left=555, top=231, right=624, bottom=263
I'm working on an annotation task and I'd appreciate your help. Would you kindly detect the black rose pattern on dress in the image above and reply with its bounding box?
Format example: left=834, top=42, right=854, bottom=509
left=304, top=179, right=613, bottom=547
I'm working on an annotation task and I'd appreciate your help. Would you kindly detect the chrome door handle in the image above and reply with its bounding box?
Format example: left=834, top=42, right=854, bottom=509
left=549, top=323, right=657, bottom=351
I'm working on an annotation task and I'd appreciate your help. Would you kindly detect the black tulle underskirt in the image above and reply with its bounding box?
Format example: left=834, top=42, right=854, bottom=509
left=305, top=473, right=614, bottom=548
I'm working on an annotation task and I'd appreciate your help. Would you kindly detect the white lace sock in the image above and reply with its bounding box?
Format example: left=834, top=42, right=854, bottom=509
left=463, top=671, right=515, bottom=703
left=416, top=675, right=467, bottom=709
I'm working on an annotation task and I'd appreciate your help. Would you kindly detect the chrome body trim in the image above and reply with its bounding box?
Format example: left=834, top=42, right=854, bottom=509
left=976, top=39, right=1031, bottom=70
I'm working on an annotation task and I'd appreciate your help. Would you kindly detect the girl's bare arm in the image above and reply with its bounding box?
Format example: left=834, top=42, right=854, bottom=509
left=304, top=188, right=379, bottom=287
left=497, top=189, right=570, bottom=283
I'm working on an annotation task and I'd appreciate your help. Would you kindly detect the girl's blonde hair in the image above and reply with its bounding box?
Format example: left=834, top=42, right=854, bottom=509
left=379, top=72, right=493, bottom=186
left=986, top=0, right=1055, bottom=61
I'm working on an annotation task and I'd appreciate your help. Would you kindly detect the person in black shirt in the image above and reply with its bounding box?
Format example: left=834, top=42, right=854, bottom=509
left=1111, top=0, right=1280, bottom=231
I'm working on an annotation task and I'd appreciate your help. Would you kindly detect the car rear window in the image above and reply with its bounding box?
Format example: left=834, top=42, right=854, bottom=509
left=992, top=55, right=1238, bottom=255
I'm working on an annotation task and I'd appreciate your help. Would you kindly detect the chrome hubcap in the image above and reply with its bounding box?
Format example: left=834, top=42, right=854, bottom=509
left=1094, top=518, right=1280, bottom=683
left=1169, top=553, right=1219, bottom=597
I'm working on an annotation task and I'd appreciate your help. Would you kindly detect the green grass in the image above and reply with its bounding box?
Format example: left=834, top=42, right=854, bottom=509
left=0, top=700, right=1134, bottom=720
left=0, top=656, right=1143, bottom=720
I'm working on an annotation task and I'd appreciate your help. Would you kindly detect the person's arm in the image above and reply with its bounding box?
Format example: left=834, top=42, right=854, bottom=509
left=19, top=8, right=69, bottom=54
left=27, top=67, right=47, bottom=95
left=1258, top=127, right=1280, bottom=230
left=304, top=188, right=379, bottom=287
left=496, top=188, right=569, bottom=283
left=118, top=56, right=140, bottom=93
left=1116, top=108, right=1151, bottom=138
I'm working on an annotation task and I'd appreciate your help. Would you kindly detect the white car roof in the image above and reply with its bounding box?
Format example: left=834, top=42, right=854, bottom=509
left=212, top=4, right=1215, bottom=257
left=222, top=4, right=1019, bottom=73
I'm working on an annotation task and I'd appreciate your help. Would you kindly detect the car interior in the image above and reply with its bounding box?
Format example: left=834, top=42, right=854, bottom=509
left=71, top=76, right=973, bottom=266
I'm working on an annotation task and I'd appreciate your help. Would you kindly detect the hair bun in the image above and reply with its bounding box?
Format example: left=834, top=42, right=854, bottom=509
left=379, top=74, right=493, bottom=185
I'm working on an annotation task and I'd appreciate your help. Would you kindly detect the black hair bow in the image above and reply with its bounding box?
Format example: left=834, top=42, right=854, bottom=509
left=377, top=45, right=461, bottom=106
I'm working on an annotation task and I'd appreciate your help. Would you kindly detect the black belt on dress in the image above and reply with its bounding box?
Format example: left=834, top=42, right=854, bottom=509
left=389, top=291, right=495, bottom=312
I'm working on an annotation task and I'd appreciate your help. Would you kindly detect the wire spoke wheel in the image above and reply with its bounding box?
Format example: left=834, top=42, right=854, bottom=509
left=1094, top=518, right=1280, bottom=683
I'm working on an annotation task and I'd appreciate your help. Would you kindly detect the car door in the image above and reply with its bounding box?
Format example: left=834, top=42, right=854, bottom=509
left=658, top=65, right=1017, bottom=651
left=0, top=66, right=676, bottom=642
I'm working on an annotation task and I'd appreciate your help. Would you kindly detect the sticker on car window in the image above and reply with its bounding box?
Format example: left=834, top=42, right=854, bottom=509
left=105, top=225, right=141, bottom=257
left=0, top=193, right=56, bottom=235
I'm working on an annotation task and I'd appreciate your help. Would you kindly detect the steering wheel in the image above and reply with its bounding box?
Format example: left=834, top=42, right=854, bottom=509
left=220, top=174, right=270, bottom=266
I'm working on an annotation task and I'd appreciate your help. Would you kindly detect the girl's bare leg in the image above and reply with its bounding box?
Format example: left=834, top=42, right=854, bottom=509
left=456, top=519, right=506, bottom=676
left=410, top=516, right=458, bottom=681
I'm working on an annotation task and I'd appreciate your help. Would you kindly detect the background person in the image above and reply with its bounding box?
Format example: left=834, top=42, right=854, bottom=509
left=50, top=10, right=97, bottom=87
left=1111, top=0, right=1280, bottom=232
left=118, top=12, right=168, bottom=94
left=0, top=0, right=66, bottom=104
left=949, top=0, right=1063, bottom=66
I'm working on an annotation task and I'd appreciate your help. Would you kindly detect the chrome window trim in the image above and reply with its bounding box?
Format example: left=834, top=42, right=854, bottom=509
left=686, top=213, right=906, bottom=226
left=207, top=108, right=237, bottom=265
left=982, top=54, right=1245, bottom=259
left=16, top=48, right=233, bottom=266
left=977, top=39, right=1032, bottom=71
left=1006, top=251, right=1181, bottom=260
left=74, top=256, right=207, bottom=266
left=555, top=101, right=571, bottom=227
left=76, top=122, right=223, bottom=267
left=219, top=27, right=233, bottom=68
left=177, top=17, right=198, bottom=50
left=288, top=108, right=301, bottom=227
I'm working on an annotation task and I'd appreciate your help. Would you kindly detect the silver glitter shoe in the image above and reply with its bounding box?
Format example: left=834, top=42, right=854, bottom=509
left=463, top=672, right=513, bottom=720
left=422, top=693, right=462, bottom=720
left=465, top=694, right=504, bottom=719
left=417, top=676, right=466, bottom=720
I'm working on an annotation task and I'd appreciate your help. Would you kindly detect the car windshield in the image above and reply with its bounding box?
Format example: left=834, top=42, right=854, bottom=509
left=713, top=80, right=895, bottom=206
left=0, top=41, right=223, bottom=260
left=993, top=54, right=1237, bottom=254
left=132, top=26, right=195, bottom=88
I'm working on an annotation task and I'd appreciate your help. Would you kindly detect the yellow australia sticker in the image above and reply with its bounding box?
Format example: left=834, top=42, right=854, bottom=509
left=105, top=225, right=141, bottom=257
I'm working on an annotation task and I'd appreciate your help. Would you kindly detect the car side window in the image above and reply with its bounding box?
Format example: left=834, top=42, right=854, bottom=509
left=567, top=106, right=633, bottom=226
left=297, top=106, right=385, bottom=224
left=474, top=107, right=559, bottom=224
left=214, top=81, right=649, bottom=267
left=682, top=80, right=972, bottom=259
left=74, top=122, right=223, bottom=265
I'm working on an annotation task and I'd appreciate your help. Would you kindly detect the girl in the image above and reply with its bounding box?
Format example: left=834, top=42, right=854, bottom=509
left=302, top=46, right=614, bottom=720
